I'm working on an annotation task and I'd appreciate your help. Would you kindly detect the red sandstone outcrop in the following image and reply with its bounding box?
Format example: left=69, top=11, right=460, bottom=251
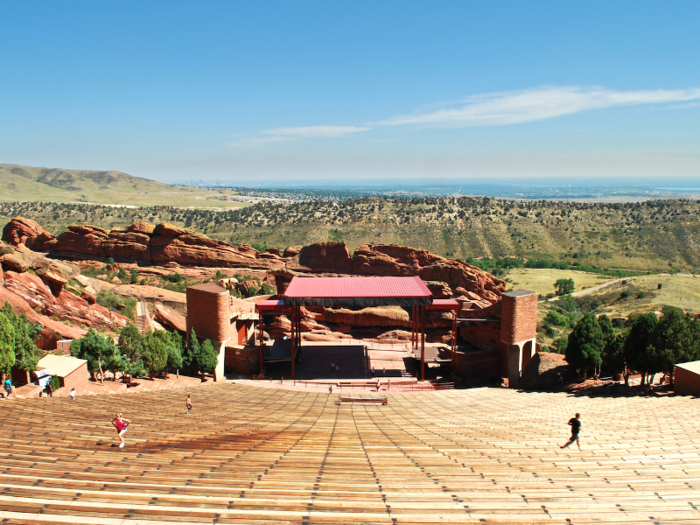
left=1, top=217, right=51, bottom=246
left=295, top=242, right=354, bottom=273
left=0, top=270, right=130, bottom=348
left=519, top=352, right=572, bottom=390
left=325, top=306, right=411, bottom=328
left=154, top=302, right=187, bottom=333
left=2, top=218, right=284, bottom=270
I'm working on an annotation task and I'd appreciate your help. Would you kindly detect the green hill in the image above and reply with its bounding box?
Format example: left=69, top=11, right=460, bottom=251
left=1, top=197, right=700, bottom=273
left=0, top=164, right=248, bottom=208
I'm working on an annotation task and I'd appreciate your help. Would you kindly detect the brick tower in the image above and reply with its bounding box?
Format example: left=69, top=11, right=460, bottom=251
left=500, top=290, right=538, bottom=388
left=186, top=283, right=231, bottom=381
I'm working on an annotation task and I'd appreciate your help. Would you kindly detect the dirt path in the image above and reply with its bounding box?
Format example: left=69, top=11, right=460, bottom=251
left=549, top=277, right=629, bottom=302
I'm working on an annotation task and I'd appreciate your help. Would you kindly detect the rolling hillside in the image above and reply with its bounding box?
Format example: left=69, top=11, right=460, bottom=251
left=0, top=164, right=248, bottom=208
left=1, top=197, right=700, bottom=273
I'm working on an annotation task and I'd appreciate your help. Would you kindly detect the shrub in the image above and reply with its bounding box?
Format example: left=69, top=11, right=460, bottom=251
left=96, top=291, right=137, bottom=321
left=545, top=310, right=569, bottom=327
left=167, top=273, right=185, bottom=283
left=50, top=375, right=61, bottom=392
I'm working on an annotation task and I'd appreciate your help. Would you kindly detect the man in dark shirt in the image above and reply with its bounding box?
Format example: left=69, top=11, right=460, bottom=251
left=560, top=413, right=581, bottom=450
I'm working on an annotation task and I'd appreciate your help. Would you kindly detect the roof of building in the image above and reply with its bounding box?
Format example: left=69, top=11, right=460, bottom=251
left=504, top=290, right=536, bottom=298
left=256, top=299, right=291, bottom=312
left=676, top=360, right=700, bottom=374
left=426, top=299, right=460, bottom=310
left=187, top=283, right=228, bottom=294
left=283, top=276, right=433, bottom=307
left=37, top=355, right=87, bottom=377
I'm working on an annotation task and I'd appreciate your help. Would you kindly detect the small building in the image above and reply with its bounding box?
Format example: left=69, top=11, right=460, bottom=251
left=36, top=355, right=89, bottom=392
left=675, top=361, right=700, bottom=396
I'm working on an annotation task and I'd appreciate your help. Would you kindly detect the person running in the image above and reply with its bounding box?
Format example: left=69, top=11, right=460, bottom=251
left=185, top=394, right=193, bottom=415
left=111, top=413, right=131, bottom=449
left=69, top=388, right=76, bottom=401
left=560, top=413, right=582, bottom=450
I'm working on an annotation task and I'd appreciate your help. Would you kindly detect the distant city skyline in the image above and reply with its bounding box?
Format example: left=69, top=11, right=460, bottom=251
left=1, top=1, right=699, bottom=183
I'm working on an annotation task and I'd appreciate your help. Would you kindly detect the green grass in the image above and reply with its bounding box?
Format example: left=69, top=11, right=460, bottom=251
left=0, top=164, right=250, bottom=209
left=506, top=269, right=616, bottom=297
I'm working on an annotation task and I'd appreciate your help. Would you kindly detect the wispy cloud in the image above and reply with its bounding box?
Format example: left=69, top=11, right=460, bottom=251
left=234, top=86, right=700, bottom=145
left=232, top=125, right=369, bottom=146
left=381, top=86, right=700, bottom=127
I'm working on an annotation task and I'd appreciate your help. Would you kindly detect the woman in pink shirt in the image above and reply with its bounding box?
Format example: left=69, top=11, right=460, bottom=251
left=111, top=413, right=131, bottom=448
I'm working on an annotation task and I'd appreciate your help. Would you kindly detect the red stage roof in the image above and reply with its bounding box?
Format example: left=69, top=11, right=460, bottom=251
left=283, top=276, right=433, bottom=307
left=426, top=299, right=460, bottom=310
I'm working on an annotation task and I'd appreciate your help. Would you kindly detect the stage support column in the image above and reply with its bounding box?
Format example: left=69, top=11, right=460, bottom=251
left=451, top=307, right=457, bottom=372
left=420, top=305, right=426, bottom=382
left=259, top=314, right=264, bottom=375
left=291, top=307, right=296, bottom=380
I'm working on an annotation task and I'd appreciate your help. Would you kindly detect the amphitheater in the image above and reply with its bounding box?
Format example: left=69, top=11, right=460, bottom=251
left=0, top=383, right=699, bottom=524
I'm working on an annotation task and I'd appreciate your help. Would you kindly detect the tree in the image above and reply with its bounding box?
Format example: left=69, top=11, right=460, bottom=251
left=651, top=307, right=698, bottom=387
left=165, top=331, right=183, bottom=376
left=118, top=324, right=145, bottom=382
left=554, top=278, right=575, bottom=296
left=149, top=329, right=182, bottom=378
left=0, top=312, right=16, bottom=380
left=70, top=329, right=118, bottom=382
left=598, top=314, right=624, bottom=376
left=2, top=303, right=40, bottom=372
left=623, top=313, right=657, bottom=386
left=196, top=339, right=218, bottom=377
left=103, top=343, right=127, bottom=380
left=565, top=313, right=604, bottom=378
left=185, top=329, right=200, bottom=369
left=143, top=330, right=168, bottom=378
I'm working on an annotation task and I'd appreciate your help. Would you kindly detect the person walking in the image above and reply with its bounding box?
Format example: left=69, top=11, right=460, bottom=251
left=328, top=384, right=333, bottom=395
left=371, top=366, right=376, bottom=377
left=560, top=413, right=582, bottom=450
left=69, top=388, right=76, bottom=401
left=112, top=413, right=131, bottom=449
left=376, top=379, right=381, bottom=392
left=185, top=394, right=193, bottom=415
left=46, top=382, right=53, bottom=398
left=4, top=379, right=13, bottom=399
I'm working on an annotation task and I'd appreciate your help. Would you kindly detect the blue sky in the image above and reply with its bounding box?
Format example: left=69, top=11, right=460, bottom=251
left=1, top=1, right=699, bottom=183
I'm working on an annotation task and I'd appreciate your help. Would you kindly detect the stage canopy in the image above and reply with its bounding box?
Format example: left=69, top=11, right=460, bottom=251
left=283, top=276, right=433, bottom=307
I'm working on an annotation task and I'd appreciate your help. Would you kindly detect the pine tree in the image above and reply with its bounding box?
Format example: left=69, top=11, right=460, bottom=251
left=118, top=323, right=145, bottom=383
left=143, top=331, right=168, bottom=379
left=651, top=307, right=697, bottom=386
left=70, top=329, right=117, bottom=383
left=0, top=312, right=16, bottom=379
left=623, top=313, right=657, bottom=385
left=196, top=340, right=218, bottom=377
left=2, top=303, right=40, bottom=372
left=565, top=313, right=604, bottom=379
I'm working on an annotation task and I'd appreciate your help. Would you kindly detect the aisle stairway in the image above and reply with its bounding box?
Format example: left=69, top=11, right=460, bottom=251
left=0, top=384, right=699, bottom=524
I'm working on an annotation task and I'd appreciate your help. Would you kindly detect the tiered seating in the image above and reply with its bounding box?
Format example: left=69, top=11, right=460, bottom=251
left=0, top=384, right=699, bottom=524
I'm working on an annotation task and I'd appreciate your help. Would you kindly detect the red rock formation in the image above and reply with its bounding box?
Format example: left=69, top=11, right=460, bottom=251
left=3, top=218, right=284, bottom=270
left=0, top=286, right=86, bottom=348
left=325, top=306, right=412, bottom=328
left=154, top=302, right=187, bottom=333
left=1, top=271, right=130, bottom=345
left=1, top=217, right=51, bottom=246
left=296, top=241, right=353, bottom=273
